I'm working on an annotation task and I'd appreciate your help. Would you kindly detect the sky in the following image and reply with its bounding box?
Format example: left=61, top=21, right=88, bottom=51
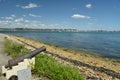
left=0, top=0, right=120, bottom=30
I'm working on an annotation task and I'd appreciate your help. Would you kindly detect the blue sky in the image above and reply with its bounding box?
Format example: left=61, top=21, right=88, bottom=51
left=0, top=0, right=120, bottom=30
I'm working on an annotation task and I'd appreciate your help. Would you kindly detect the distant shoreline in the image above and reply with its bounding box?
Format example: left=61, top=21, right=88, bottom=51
left=0, top=28, right=120, bottom=32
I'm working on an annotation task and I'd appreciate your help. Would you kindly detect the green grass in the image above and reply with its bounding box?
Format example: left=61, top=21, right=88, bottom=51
left=35, top=54, right=85, bottom=80
left=0, top=71, right=2, bottom=76
left=4, top=39, right=29, bottom=58
left=4, top=39, right=85, bottom=80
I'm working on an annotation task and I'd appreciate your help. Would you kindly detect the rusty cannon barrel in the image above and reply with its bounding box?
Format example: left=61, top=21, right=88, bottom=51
left=5, top=46, right=46, bottom=68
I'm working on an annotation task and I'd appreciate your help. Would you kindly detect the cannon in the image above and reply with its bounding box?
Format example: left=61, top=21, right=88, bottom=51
left=2, top=46, right=46, bottom=80
left=5, top=46, right=46, bottom=68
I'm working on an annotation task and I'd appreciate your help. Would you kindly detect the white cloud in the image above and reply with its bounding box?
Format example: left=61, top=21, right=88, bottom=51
left=2, top=15, right=16, bottom=20
left=0, top=20, right=12, bottom=25
left=29, top=13, right=41, bottom=18
left=0, top=20, right=11, bottom=23
left=0, top=19, right=65, bottom=29
left=49, top=24, right=65, bottom=29
left=71, top=14, right=90, bottom=19
left=11, top=14, right=16, bottom=17
left=14, top=18, right=24, bottom=22
left=21, top=3, right=39, bottom=9
left=5, top=17, right=14, bottom=20
left=0, top=15, right=65, bottom=29
left=86, top=4, right=92, bottom=8
left=25, top=20, right=29, bottom=22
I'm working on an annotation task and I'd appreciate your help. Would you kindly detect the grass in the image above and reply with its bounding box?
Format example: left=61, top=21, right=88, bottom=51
left=0, top=71, right=2, bottom=76
left=4, top=39, right=85, bottom=80
left=34, top=54, right=85, bottom=80
left=4, top=38, right=29, bottom=58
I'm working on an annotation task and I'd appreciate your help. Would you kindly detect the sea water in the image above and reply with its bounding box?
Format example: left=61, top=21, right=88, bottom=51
left=1, top=30, right=120, bottom=59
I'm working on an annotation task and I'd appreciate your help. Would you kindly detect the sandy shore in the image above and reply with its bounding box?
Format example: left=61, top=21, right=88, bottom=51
left=6, top=34, right=120, bottom=80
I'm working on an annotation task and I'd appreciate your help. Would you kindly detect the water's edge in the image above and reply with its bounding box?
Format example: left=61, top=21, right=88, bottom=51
left=0, top=30, right=120, bottom=60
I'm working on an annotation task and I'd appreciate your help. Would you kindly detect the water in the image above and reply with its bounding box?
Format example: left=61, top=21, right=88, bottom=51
left=0, top=30, right=120, bottom=59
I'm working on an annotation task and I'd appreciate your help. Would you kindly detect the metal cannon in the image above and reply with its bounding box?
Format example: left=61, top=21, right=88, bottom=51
left=5, top=46, right=46, bottom=68
left=2, top=46, right=46, bottom=80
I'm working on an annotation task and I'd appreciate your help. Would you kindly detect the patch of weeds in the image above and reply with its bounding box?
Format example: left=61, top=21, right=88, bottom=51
left=4, top=39, right=29, bottom=58
left=35, top=54, right=85, bottom=80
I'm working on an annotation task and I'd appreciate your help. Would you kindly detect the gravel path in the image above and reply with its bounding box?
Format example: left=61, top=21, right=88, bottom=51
left=0, top=34, right=11, bottom=80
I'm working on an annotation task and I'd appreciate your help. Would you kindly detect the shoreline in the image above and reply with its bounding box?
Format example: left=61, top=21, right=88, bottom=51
left=10, top=34, right=120, bottom=61
left=1, top=33, right=120, bottom=60
left=3, top=34, right=120, bottom=79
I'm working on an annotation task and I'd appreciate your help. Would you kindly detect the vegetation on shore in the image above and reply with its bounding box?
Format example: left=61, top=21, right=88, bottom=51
left=35, top=54, right=84, bottom=80
left=4, top=38, right=85, bottom=80
left=0, top=71, right=2, bottom=76
left=4, top=38, right=29, bottom=58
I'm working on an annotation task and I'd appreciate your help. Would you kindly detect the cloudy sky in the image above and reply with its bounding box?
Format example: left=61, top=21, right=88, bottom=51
left=0, top=0, right=120, bottom=30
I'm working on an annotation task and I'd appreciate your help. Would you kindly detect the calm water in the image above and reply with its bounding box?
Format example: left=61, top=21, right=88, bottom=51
left=1, top=30, right=120, bottom=59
